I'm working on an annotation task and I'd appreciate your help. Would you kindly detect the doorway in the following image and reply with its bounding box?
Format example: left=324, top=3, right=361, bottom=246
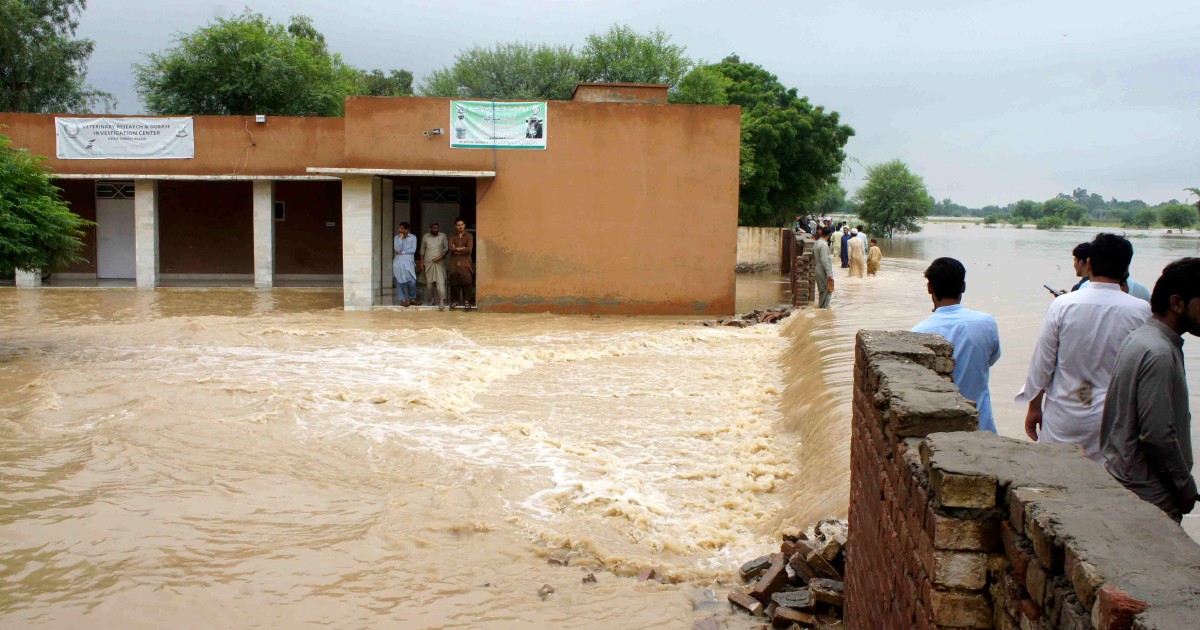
left=95, top=181, right=136, bottom=280
left=381, top=177, right=477, bottom=306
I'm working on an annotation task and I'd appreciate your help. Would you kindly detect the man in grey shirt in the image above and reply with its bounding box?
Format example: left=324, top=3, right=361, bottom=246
left=813, top=226, right=835, bottom=309
left=1101, top=257, right=1200, bottom=522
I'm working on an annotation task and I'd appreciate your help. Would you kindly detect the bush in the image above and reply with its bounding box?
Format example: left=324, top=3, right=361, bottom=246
left=1036, top=216, right=1065, bottom=230
left=982, top=214, right=999, bottom=225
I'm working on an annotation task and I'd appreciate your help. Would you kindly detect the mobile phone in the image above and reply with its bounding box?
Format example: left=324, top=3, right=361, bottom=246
left=1043, top=284, right=1061, bottom=297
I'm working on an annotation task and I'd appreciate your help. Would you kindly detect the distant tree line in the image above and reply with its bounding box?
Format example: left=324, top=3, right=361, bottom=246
left=961, top=187, right=1199, bottom=232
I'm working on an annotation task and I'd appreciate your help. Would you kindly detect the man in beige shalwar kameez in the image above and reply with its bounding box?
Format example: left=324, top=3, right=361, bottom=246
left=418, top=222, right=449, bottom=309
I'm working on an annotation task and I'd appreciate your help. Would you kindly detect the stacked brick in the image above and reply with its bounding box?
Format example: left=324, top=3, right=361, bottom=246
left=845, top=330, right=1200, bottom=629
left=791, top=232, right=816, bottom=308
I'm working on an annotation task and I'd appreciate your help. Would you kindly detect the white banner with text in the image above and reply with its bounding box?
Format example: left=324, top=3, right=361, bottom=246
left=450, top=101, right=546, bottom=149
left=55, top=117, right=195, bottom=159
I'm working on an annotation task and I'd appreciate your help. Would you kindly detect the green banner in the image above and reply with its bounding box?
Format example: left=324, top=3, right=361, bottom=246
left=450, top=101, right=546, bottom=150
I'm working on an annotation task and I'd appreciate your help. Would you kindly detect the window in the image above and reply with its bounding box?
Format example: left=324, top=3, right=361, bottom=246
left=96, top=181, right=135, bottom=199
left=420, top=187, right=461, bottom=203
left=393, top=187, right=411, bottom=202
left=273, top=201, right=286, bottom=221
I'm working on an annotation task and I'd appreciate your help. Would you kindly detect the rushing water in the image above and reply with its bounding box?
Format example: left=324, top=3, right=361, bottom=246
left=0, top=285, right=829, bottom=629
left=1, top=223, right=1197, bottom=628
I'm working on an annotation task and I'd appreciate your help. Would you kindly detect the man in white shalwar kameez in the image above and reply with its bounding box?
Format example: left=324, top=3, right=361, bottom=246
left=418, top=222, right=449, bottom=309
left=1016, top=233, right=1149, bottom=462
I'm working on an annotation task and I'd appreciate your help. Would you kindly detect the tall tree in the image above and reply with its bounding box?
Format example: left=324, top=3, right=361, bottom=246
left=0, top=134, right=92, bottom=273
left=1158, top=204, right=1196, bottom=232
left=133, top=11, right=362, bottom=116
left=853, top=160, right=933, bottom=237
left=683, top=56, right=853, bottom=226
left=578, top=24, right=691, bottom=88
left=0, top=0, right=114, bottom=112
left=419, top=42, right=580, bottom=100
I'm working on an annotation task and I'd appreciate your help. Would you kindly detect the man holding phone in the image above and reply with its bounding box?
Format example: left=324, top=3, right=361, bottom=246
left=1016, top=233, right=1150, bottom=461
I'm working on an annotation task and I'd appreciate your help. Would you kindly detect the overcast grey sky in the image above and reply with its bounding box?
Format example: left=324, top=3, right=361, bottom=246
left=76, top=0, right=1198, bottom=207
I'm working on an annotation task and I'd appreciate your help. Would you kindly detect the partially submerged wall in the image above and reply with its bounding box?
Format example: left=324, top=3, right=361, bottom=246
left=736, top=227, right=787, bottom=273
left=846, top=330, right=1200, bottom=629
left=790, top=232, right=814, bottom=308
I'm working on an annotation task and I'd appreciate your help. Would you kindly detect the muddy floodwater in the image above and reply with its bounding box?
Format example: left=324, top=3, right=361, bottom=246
left=2, top=223, right=1198, bottom=628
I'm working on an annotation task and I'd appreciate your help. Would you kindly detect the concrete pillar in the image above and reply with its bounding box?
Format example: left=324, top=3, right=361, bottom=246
left=340, top=175, right=381, bottom=310
left=252, top=180, right=275, bottom=288
left=15, top=269, right=41, bottom=288
left=134, top=179, right=159, bottom=290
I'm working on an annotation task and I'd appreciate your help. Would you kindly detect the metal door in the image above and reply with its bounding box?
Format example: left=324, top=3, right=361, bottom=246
left=96, top=197, right=136, bottom=279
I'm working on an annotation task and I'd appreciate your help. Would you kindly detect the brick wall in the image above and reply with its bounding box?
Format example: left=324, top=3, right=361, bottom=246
left=790, top=232, right=815, bottom=308
left=846, top=330, right=1200, bottom=630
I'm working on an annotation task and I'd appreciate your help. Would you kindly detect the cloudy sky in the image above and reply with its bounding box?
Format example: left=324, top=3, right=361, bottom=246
left=76, top=0, right=1198, bottom=207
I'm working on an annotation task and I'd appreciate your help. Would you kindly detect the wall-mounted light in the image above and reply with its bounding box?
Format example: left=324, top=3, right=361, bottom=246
left=422, top=128, right=444, bottom=139
left=255, top=114, right=266, bottom=124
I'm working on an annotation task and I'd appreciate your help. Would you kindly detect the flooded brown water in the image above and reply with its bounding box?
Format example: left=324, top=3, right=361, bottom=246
left=0, top=283, right=840, bottom=629
left=1, top=223, right=1197, bottom=627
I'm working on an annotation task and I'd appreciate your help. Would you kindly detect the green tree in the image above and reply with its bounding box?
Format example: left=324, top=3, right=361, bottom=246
left=670, top=65, right=729, bottom=105
left=0, top=133, right=92, bottom=273
left=1035, top=215, right=1065, bottom=230
left=353, top=69, right=413, bottom=97
left=812, top=182, right=848, bottom=217
left=1158, top=203, right=1197, bottom=232
left=1011, top=200, right=1043, bottom=221
left=134, top=11, right=362, bottom=116
left=578, top=24, right=690, bottom=88
left=0, top=0, right=114, bottom=112
left=982, top=213, right=1000, bottom=225
left=853, top=160, right=933, bottom=237
left=1042, top=198, right=1087, bottom=224
left=419, top=42, right=580, bottom=100
left=1131, top=207, right=1158, bottom=229
left=692, top=56, right=852, bottom=226
left=1186, top=187, right=1200, bottom=225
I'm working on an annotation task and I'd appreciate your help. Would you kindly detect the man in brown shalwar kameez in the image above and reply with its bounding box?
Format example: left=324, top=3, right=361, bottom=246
left=449, top=218, right=475, bottom=308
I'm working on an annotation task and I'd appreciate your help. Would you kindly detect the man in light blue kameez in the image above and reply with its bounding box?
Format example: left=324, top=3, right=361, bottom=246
left=393, top=222, right=417, bottom=307
left=912, top=257, right=1002, bottom=432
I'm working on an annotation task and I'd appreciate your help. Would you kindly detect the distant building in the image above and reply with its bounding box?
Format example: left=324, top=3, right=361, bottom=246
left=0, top=84, right=741, bottom=314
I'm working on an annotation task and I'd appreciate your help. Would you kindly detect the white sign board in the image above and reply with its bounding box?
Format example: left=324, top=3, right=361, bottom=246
left=450, top=101, right=546, bottom=149
left=55, top=117, right=195, bottom=160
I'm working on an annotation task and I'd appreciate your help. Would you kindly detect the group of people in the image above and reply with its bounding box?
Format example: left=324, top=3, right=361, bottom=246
left=392, top=219, right=476, bottom=309
left=804, top=217, right=883, bottom=309
left=911, top=232, right=1198, bottom=524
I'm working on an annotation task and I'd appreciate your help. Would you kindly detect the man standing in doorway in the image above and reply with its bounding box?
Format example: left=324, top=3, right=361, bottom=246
left=393, top=222, right=418, bottom=307
left=449, top=218, right=475, bottom=309
left=1016, top=233, right=1150, bottom=461
left=912, top=258, right=1002, bottom=433
left=1101, top=258, right=1200, bottom=523
left=418, top=222, right=449, bottom=310
left=814, top=226, right=835, bottom=309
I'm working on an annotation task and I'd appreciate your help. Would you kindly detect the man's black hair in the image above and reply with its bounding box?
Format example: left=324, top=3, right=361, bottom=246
left=869, top=238, right=877, bottom=244
left=924, top=257, right=966, bottom=301
left=1072, top=242, right=1091, bottom=261
left=1088, top=233, right=1134, bottom=280
left=399, top=221, right=410, bottom=229
left=1150, top=257, right=1200, bottom=316
left=857, top=225, right=864, bottom=231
